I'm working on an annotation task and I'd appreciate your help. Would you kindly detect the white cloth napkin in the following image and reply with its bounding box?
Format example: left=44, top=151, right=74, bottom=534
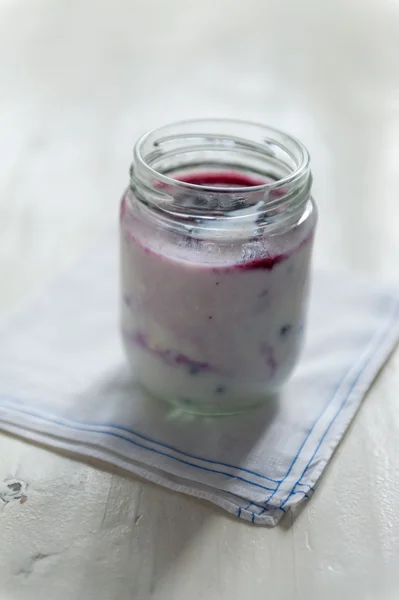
left=0, top=236, right=398, bottom=526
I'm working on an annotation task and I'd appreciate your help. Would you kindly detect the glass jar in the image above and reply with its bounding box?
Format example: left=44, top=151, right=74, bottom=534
left=120, top=119, right=317, bottom=415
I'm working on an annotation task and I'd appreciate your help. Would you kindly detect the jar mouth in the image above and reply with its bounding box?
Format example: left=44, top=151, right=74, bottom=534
left=131, top=118, right=312, bottom=229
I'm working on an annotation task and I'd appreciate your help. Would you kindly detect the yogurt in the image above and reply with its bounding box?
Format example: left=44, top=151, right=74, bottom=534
left=120, top=171, right=316, bottom=414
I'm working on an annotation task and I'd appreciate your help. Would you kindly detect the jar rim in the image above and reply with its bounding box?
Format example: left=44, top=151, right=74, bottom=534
left=133, top=118, right=310, bottom=193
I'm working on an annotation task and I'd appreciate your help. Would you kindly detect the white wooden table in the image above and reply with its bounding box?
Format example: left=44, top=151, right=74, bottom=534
left=1, top=1, right=399, bottom=598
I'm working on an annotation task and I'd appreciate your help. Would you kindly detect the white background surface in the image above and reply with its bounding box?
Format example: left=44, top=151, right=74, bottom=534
left=1, top=0, right=399, bottom=598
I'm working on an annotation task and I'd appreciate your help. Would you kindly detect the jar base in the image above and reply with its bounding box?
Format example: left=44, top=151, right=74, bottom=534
left=168, top=397, right=266, bottom=416
left=140, top=383, right=272, bottom=416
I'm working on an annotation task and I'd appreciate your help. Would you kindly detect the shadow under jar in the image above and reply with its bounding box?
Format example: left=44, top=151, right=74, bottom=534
left=120, top=119, right=317, bottom=415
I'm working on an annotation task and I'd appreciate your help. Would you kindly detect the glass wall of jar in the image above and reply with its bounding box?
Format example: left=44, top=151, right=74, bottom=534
left=120, top=119, right=317, bottom=414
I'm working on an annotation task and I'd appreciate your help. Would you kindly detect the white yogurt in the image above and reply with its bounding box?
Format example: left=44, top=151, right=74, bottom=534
left=120, top=184, right=315, bottom=414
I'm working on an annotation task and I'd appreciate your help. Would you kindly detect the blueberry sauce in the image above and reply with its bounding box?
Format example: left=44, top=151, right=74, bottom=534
left=175, top=171, right=267, bottom=187
left=214, top=385, right=226, bottom=394
left=280, top=324, right=292, bottom=337
left=124, top=329, right=214, bottom=375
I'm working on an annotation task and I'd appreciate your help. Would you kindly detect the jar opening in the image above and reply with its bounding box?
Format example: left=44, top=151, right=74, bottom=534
left=130, top=119, right=312, bottom=229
